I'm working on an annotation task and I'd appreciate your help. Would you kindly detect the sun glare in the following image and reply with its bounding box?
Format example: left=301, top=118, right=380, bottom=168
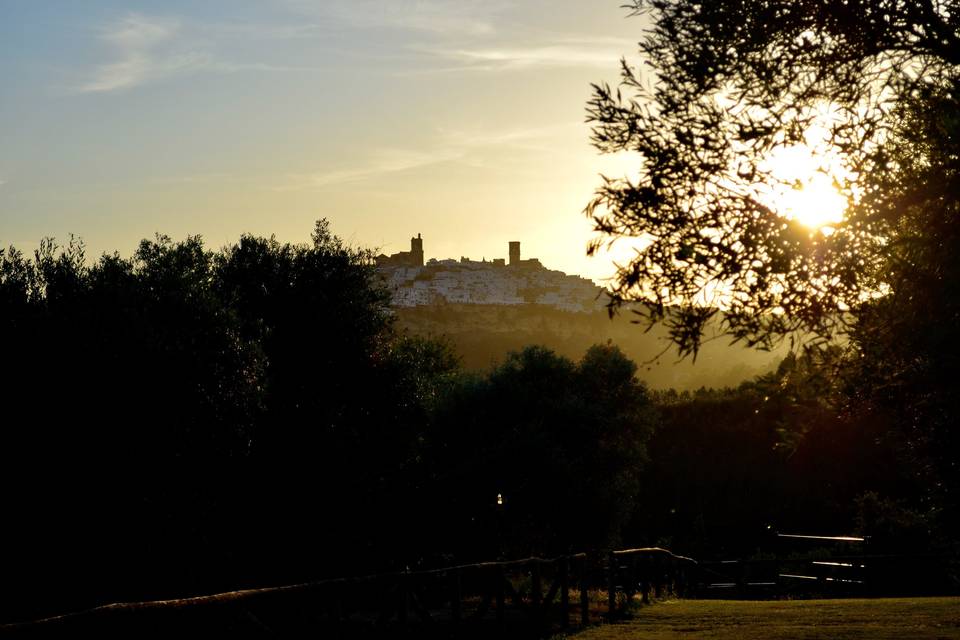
left=777, top=173, right=847, bottom=232
left=752, top=104, right=854, bottom=234
left=758, top=144, right=850, bottom=234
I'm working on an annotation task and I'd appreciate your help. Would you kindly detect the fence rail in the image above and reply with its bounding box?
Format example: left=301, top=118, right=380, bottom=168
left=695, top=553, right=955, bottom=598
left=0, top=547, right=697, bottom=637
left=2, top=546, right=953, bottom=635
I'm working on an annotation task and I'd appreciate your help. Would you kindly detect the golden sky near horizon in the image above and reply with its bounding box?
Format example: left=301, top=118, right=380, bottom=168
left=0, top=1, right=655, bottom=283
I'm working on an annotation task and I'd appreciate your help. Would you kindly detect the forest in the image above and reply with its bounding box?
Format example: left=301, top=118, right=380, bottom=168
left=0, top=220, right=950, bottom=624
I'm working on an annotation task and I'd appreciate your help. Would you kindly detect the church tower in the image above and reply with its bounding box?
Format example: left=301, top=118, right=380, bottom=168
left=411, top=233, right=424, bottom=267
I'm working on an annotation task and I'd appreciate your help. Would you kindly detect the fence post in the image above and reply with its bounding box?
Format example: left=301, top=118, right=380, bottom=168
left=327, top=583, right=344, bottom=623
left=450, top=568, right=461, bottom=624
left=398, top=571, right=408, bottom=624
left=560, top=556, right=569, bottom=627
left=641, top=555, right=651, bottom=604
left=580, top=556, right=590, bottom=626
left=608, top=551, right=617, bottom=617
left=654, top=555, right=664, bottom=599
left=737, top=560, right=746, bottom=598
left=531, top=560, right=542, bottom=613
left=496, top=564, right=505, bottom=626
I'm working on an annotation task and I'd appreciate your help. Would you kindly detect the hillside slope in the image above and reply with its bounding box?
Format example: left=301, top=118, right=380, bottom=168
left=395, top=304, right=786, bottom=390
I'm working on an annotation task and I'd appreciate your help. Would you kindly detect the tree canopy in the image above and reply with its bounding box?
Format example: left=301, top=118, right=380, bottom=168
left=0, top=222, right=665, bottom=618
left=426, top=343, right=658, bottom=556
left=0, top=221, right=459, bottom=618
left=587, top=0, right=960, bottom=356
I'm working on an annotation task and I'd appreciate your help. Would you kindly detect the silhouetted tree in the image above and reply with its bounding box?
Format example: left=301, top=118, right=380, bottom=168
left=588, top=0, right=960, bottom=542
left=640, top=362, right=907, bottom=559
left=0, top=221, right=458, bottom=620
left=425, top=344, right=658, bottom=558
left=1, top=233, right=266, bottom=619
left=587, top=0, right=959, bottom=355
left=840, top=81, right=960, bottom=530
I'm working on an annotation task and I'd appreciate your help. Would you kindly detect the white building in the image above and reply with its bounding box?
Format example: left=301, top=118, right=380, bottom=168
left=377, top=239, right=605, bottom=313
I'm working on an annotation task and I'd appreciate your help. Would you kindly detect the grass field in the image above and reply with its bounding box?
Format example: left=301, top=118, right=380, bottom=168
left=569, top=597, right=960, bottom=640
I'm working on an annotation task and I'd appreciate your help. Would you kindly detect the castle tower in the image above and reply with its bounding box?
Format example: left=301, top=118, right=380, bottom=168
left=410, top=233, right=424, bottom=267
left=508, top=241, right=520, bottom=266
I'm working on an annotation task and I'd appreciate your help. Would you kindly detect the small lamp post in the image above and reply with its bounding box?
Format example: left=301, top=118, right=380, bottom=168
left=495, top=492, right=505, bottom=559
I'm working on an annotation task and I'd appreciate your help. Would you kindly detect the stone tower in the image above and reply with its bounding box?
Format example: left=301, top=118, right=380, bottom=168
left=411, top=233, right=424, bottom=267
left=508, top=241, right=520, bottom=266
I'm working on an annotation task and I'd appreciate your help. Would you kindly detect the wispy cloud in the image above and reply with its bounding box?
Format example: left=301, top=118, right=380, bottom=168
left=147, top=172, right=234, bottom=185
left=277, top=147, right=465, bottom=190
left=424, top=38, right=636, bottom=71
left=79, top=14, right=184, bottom=92
left=440, top=122, right=583, bottom=152
left=81, top=54, right=150, bottom=93
left=276, top=123, right=583, bottom=190
left=77, top=14, right=320, bottom=93
left=201, top=22, right=328, bottom=41
left=77, top=9, right=633, bottom=92
left=281, top=0, right=506, bottom=37
left=102, top=13, right=179, bottom=49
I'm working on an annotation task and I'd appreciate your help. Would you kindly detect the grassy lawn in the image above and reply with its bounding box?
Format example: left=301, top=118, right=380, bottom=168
left=569, top=598, right=960, bottom=640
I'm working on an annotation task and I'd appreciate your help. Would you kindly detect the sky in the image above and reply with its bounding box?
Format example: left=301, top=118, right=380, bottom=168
left=0, top=1, right=649, bottom=282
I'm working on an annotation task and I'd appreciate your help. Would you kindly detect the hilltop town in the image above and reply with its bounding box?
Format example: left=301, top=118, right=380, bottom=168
left=375, top=235, right=606, bottom=313
left=376, top=234, right=783, bottom=388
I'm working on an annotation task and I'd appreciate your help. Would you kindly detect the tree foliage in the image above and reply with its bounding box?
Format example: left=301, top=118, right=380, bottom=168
left=0, top=219, right=668, bottom=619
left=0, top=221, right=459, bottom=619
left=426, top=343, right=658, bottom=556
left=587, top=0, right=960, bottom=356
left=842, top=79, right=960, bottom=518
left=642, top=372, right=915, bottom=558
left=588, top=0, right=960, bottom=539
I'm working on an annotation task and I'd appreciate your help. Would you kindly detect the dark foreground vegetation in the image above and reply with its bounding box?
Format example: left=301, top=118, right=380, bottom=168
left=1, top=220, right=956, bottom=630
left=0, top=222, right=659, bottom=624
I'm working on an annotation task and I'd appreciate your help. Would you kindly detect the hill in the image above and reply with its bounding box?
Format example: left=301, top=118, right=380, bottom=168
left=394, top=304, right=786, bottom=390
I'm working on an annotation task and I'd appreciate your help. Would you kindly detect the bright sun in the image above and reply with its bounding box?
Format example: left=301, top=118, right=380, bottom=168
left=750, top=103, right=854, bottom=233
left=777, top=172, right=847, bottom=231
left=760, top=143, right=849, bottom=233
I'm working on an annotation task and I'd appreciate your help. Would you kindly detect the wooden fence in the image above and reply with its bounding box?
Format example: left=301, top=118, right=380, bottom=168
left=0, top=547, right=697, bottom=637
left=696, top=554, right=956, bottom=598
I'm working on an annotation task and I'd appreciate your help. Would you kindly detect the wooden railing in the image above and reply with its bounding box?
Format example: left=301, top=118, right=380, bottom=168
left=0, top=547, right=697, bottom=637
left=695, top=554, right=956, bottom=598
left=608, top=548, right=698, bottom=613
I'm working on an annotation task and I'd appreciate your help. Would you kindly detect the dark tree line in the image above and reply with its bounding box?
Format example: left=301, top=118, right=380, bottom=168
left=636, top=352, right=934, bottom=560
left=0, top=224, right=659, bottom=623
left=422, top=343, right=658, bottom=560
left=1, top=219, right=951, bottom=624
left=0, top=222, right=412, bottom=618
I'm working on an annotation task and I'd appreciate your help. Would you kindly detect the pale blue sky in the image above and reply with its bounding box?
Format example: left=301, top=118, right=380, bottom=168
left=0, top=1, right=647, bottom=280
